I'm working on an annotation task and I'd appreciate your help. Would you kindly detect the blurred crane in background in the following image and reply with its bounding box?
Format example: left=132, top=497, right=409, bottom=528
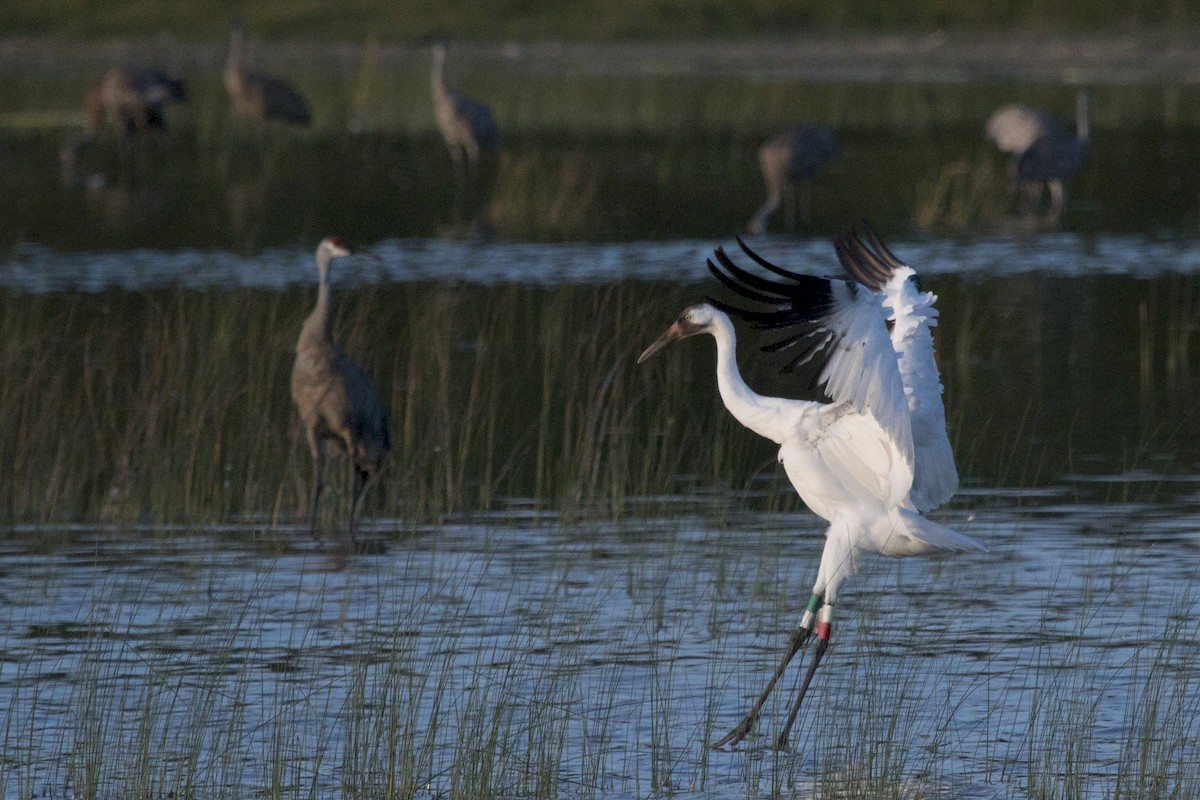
left=747, top=124, right=841, bottom=236
left=986, top=88, right=1091, bottom=220
left=423, top=33, right=498, bottom=186
left=60, top=64, right=187, bottom=170
left=225, top=23, right=312, bottom=128
left=88, top=65, right=187, bottom=136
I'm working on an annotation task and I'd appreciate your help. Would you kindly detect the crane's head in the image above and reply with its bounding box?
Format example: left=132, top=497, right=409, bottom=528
left=637, top=303, right=720, bottom=364
left=317, top=236, right=355, bottom=262
left=314, top=237, right=382, bottom=277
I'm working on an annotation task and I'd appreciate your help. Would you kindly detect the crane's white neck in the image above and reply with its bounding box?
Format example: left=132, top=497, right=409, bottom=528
left=706, top=310, right=789, bottom=444
left=227, top=28, right=244, bottom=71
left=430, top=44, right=449, bottom=100
left=302, top=248, right=338, bottom=342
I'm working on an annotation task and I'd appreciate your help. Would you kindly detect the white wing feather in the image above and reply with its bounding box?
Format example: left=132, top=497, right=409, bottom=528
left=881, top=269, right=959, bottom=510
left=810, top=281, right=915, bottom=476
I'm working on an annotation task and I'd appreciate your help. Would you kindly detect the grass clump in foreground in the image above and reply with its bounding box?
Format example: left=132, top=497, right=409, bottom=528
left=1, top=513, right=1198, bottom=799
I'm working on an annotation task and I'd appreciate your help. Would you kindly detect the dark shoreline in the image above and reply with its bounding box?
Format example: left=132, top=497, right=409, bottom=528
left=2, top=31, right=1199, bottom=84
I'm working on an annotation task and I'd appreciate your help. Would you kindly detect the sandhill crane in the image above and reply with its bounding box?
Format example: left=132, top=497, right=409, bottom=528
left=225, top=24, right=312, bottom=128
left=1016, top=90, right=1090, bottom=220
left=638, top=225, right=981, bottom=749
left=60, top=65, right=187, bottom=170
left=747, top=124, right=841, bottom=236
left=985, top=105, right=1064, bottom=165
left=291, top=237, right=390, bottom=542
left=90, top=65, right=187, bottom=135
left=986, top=88, right=1090, bottom=219
left=423, top=33, right=498, bottom=184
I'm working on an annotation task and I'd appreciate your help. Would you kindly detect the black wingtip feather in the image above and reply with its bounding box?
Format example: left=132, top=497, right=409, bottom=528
left=735, top=236, right=810, bottom=282
left=712, top=247, right=800, bottom=300
left=707, top=256, right=785, bottom=306
left=835, top=226, right=896, bottom=290
left=705, top=239, right=856, bottom=375
left=859, top=219, right=907, bottom=272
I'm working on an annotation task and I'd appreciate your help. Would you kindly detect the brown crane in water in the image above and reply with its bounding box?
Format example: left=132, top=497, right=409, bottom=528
left=423, top=33, right=498, bottom=184
left=291, top=237, right=390, bottom=542
left=225, top=24, right=312, bottom=127
left=61, top=64, right=188, bottom=169
left=88, top=65, right=187, bottom=135
left=747, top=124, right=841, bottom=236
left=985, top=88, right=1091, bottom=219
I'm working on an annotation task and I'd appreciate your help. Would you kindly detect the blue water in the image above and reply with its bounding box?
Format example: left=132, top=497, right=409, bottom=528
left=6, top=233, right=1200, bottom=293
left=1, top=482, right=1197, bottom=798
left=2, top=234, right=1200, bottom=798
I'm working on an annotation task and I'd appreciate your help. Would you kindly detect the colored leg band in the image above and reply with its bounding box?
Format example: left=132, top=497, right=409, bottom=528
left=799, top=593, right=824, bottom=630
left=816, top=604, right=833, bottom=640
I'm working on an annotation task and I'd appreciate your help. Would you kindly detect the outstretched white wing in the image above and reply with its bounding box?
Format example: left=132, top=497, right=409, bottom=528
left=706, top=239, right=914, bottom=477
left=834, top=226, right=959, bottom=510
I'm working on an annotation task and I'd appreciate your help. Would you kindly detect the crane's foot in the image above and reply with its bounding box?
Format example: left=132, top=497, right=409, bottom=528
left=711, top=712, right=757, bottom=750
left=711, top=594, right=824, bottom=750
left=775, top=604, right=833, bottom=749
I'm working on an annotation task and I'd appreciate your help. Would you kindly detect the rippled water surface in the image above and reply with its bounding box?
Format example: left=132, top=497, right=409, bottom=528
left=2, top=232, right=1200, bottom=799
left=9, top=233, right=1200, bottom=292
left=3, top=54, right=1200, bottom=798
left=2, top=489, right=1198, bottom=799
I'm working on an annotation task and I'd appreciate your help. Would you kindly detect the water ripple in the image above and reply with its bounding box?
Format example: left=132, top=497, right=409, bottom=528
left=7, top=233, right=1200, bottom=293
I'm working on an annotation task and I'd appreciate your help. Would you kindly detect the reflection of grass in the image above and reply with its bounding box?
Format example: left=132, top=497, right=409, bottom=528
left=489, top=150, right=603, bottom=239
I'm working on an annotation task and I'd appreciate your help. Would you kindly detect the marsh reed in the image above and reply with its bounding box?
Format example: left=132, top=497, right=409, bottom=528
left=0, top=281, right=792, bottom=530
left=3, top=264, right=1200, bottom=530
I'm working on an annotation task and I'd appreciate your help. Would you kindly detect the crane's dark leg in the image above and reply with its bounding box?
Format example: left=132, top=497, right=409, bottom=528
left=347, top=465, right=372, bottom=544
left=712, top=593, right=823, bottom=749
left=776, top=603, right=833, bottom=749
left=307, top=442, right=324, bottom=541
left=1047, top=180, right=1066, bottom=222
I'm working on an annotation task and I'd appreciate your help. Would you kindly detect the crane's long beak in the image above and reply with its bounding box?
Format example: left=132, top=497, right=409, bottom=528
left=637, top=321, right=687, bottom=364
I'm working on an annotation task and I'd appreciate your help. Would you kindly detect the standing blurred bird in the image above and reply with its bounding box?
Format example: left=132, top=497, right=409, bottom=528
left=638, top=224, right=980, bottom=749
left=61, top=65, right=187, bottom=170
left=747, top=124, right=841, bottom=236
left=291, top=237, right=390, bottom=542
left=984, top=104, right=1063, bottom=165
left=986, top=88, right=1090, bottom=219
left=91, top=65, right=187, bottom=135
left=423, top=33, right=498, bottom=184
left=225, top=23, right=312, bottom=128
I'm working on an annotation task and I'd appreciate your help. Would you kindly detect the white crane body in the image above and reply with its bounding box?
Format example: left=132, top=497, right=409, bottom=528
left=639, top=225, right=980, bottom=749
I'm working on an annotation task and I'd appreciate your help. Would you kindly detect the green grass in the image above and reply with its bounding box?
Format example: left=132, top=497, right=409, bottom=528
left=3, top=266, right=1200, bottom=529
left=4, top=0, right=1200, bottom=40
left=0, top=281, right=786, bottom=529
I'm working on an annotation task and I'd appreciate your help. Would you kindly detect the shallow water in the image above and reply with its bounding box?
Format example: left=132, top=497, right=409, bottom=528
left=1, top=487, right=1198, bottom=799
left=3, top=51, right=1200, bottom=798
left=8, top=232, right=1200, bottom=293
left=2, top=234, right=1200, bottom=798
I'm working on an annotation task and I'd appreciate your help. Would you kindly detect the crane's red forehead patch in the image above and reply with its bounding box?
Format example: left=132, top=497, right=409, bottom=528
left=325, top=235, right=349, bottom=248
